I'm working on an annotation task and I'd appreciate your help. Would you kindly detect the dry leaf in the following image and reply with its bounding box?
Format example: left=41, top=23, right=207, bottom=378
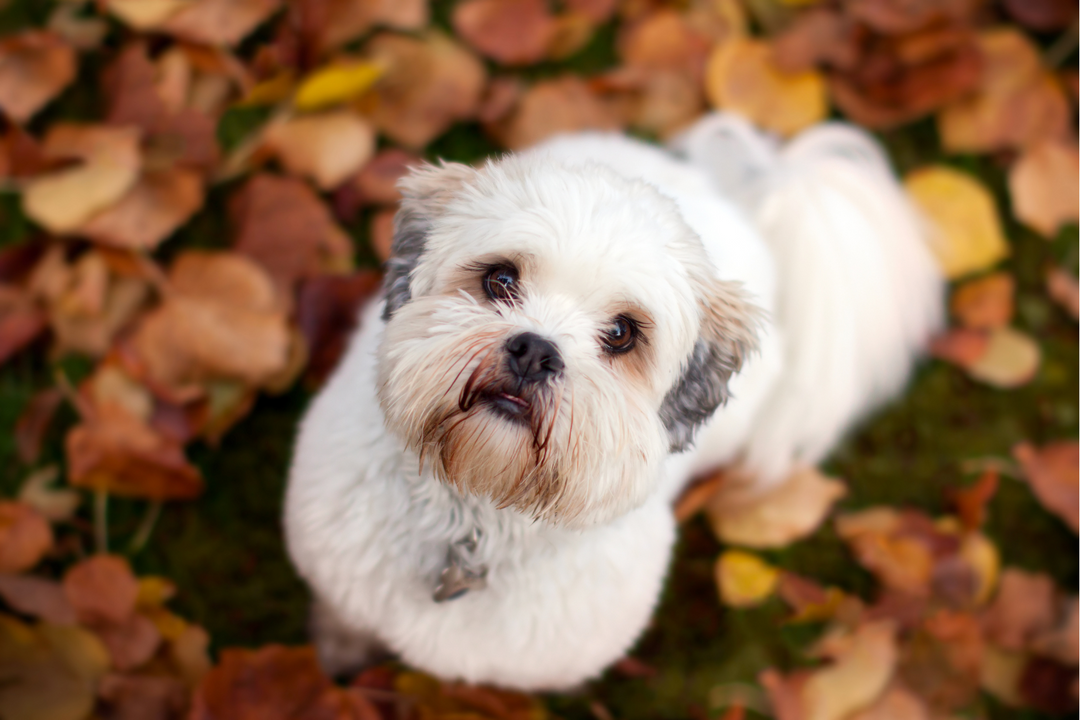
left=0, top=298, right=47, bottom=367
left=0, top=31, right=77, bottom=123
left=705, top=37, right=827, bottom=137
left=950, top=273, right=1014, bottom=330
left=63, top=555, right=140, bottom=626
left=15, top=388, right=63, bottom=465
left=673, top=471, right=726, bottom=523
left=904, top=166, right=1008, bottom=279
left=0, top=502, right=52, bottom=574
left=95, top=613, right=162, bottom=671
left=929, top=327, right=990, bottom=368
left=965, top=327, right=1040, bottom=388
left=231, top=174, right=354, bottom=290
left=81, top=169, right=205, bottom=250
left=938, top=29, right=1070, bottom=154
left=1008, top=140, right=1079, bottom=238
left=707, top=467, right=846, bottom=549
left=453, top=0, right=557, bottom=66
left=18, top=466, right=81, bottom=523
left=263, top=111, right=376, bottom=190
left=980, top=644, right=1028, bottom=706
left=491, top=75, right=620, bottom=150
left=104, top=0, right=188, bottom=29
left=836, top=508, right=934, bottom=595
left=98, top=673, right=190, bottom=720
left=353, top=148, right=421, bottom=205
left=0, top=573, right=76, bottom=624
left=715, top=550, right=780, bottom=608
left=1046, top=267, right=1079, bottom=320
left=847, top=683, right=929, bottom=720
left=292, top=62, right=384, bottom=112
left=619, top=9, right=712, bottom=77
left=161, top=0, right=283, bottom=47
left=22, top=124, right=142, bottom=235
left=801, top=621, right=899, bottom=720
left=1012, top=441, right=1079, bottom=533
left=950, top=470, right=999, bottom=530
left=366, top=32, right=487, bottom=148
left=311, top=0, right=431, bottom=52
left=171, top=624, right=212, bottom=686
left=958, top=531, right=1000, bottom=606
left=982, top=568, right=1057, bottom=651
left=0, top=616, right=110, bottom=720
left=296, top=271, right=383, bottom=386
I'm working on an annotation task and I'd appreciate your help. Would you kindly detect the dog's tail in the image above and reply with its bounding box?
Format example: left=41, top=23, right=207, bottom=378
left=673, top=113, right=944, bottom=485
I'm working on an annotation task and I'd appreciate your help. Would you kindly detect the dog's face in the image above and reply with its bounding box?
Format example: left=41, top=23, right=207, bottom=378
left=376, top=155, right=759, bottom=528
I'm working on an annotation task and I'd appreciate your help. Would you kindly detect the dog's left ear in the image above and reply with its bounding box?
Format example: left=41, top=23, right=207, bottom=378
left=383, top=161, right=476, bottom=320
left=660, top=279, right=760, bottom=452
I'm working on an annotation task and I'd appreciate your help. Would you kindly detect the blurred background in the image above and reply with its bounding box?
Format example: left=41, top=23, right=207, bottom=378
left=0, top=1, right=1076, bottom=718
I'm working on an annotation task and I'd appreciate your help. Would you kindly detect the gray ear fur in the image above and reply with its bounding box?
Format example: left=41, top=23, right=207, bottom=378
left=382, top=162, right=475, bottom=321
left=660, top=281, right=760, bottom=452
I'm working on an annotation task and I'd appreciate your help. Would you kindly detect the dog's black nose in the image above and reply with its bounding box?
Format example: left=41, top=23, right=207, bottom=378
left=505, top=332, right=564, bottom=384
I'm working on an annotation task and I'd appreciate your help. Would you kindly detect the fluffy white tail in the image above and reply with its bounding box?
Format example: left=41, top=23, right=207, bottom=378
left=674, top=113, right=945, bottom=483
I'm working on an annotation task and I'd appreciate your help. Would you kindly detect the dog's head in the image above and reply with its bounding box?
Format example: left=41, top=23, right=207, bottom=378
left=376, top=155, right=760, bottom=528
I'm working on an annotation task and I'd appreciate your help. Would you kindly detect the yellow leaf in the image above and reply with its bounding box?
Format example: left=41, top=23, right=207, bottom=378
left=136, top=576, right=177, bottom=609
left=239, top=71, right=295, bottom=107
left=705, top=37, right=826, bottom=137
left=904, top=166, right=1009, bottom=279
left=715, top=550, right=780, bottom=608
left=293, top=61, right=383, bottom=112
left=960, top=531, right=1000, bottom=605
left=967, top=326, right=1041, bottom=388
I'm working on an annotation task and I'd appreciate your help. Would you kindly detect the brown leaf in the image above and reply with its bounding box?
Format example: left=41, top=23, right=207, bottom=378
left=490, top=75, right=620, bottom=150
left=847, top=683, right=929, bottom=720
left=232, top=174, right=354, bottom=292
left=76, top=169, right=203, bottom=252
left=171, top=624, right=212, bottom=686
left=929, top=327, right=990, bottom=367
left=312, top=0, right=430, bottom=53
left=938, top=29, right=1070, bottom=153
left=846, top=0, right=982, bottom=34
left=1046, top=267, right=1079, bottom=320
left=0, top=295, right=47, bottom=366
left=0, top=616, right=111, bottom=720
left=63, top=555, right=140, bottom=627
left=94, top=613, right=162, bottom=671
left=353, top=148, right=421, bottom=206
left=66, top=404, right=205, bottom=500
left=296, top=271, right=383, bottom=386
left=759, top=667, right=810, bottom=720
left=1012, top=441, right=1079, bottom=533
left=565, top=0, right=616, bottom=23
left=0, top=31, right=76, bottom=123
left=950, top=273, right=1014, bottom=330
left=369, top=208, right=396, bottom=264
left=983, top=568, right=1057, bottom=651
left=802, top=621, right=900, bottom=720
left=673, top=470, right=725, bottom=523
left=0, top=573, right=77, bottom=624
left=453, top=0, right=557, bottom=66
left=707, top=466, right=846, bottom=549
left=836, top=508, right=934, bottom=595
left=161, top=0, right=283, bottom=47
left=366, top=32, right=487, bottom=148
left=1019, top=656, right=1080, bottom=714
left=264, top=111, right=376, bottom=190
left=899, top=610, right=984, bottom=713
left=772, top=9, right=857, bottom=74
left=15, top=387, right=63, bottom=465
left=950, top=470, right=998, bottom=531
left=705, top=37, right=827, bottom=138
left=0, top=501, right=53, bottom=574
left=619, top=9, right=712, bottom=78
left=189, top=644, right=358, bottom=720
left=1001, top=0, right=1079, bottom=31
left=98, top=673, right=190, bottom=720
left=1032, top=596, right=1079, bottom=665
left=1008, top=140, right=1079, bottom=238
left=22, top=124, right=143, bottom=235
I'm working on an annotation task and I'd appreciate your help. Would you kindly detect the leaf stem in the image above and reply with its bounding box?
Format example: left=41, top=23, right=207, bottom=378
left=128, top=500, right=164, bottom=554
left=94, top=488, right=109, bottom=554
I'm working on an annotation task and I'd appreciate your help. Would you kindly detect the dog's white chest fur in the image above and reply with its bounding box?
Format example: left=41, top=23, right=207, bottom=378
left=284, top=115, right=942, bottom=690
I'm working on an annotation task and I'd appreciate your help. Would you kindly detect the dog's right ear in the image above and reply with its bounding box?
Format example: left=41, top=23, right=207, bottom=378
left=383, top=162, right=476, bottom=320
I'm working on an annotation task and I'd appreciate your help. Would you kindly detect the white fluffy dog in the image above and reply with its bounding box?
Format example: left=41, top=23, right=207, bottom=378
left=284, top=113, right=943, bottom=690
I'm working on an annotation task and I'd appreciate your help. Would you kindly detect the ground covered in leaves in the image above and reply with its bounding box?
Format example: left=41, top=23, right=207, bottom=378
left=0, top=0, right=1077, bottom=719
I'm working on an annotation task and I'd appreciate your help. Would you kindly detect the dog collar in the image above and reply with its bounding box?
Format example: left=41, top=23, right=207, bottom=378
left=432, top=526, right=488, bottom=602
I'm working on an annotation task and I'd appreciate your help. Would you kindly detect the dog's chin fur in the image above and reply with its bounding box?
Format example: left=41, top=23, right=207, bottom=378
left=285, top=115, right=944, bottom=690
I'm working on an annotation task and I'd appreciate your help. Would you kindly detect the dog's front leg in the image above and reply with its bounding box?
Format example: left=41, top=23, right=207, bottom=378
left=309, top=596, right=389, bottom=678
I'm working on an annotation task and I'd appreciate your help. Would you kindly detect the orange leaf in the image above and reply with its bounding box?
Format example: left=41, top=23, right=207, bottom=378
left=80, top=169, right=205, bottom=250
left=950, top=273, right=1014, bottom=330
left=263, top=111, right=376, bottom=190
left=1012, top=441, right=1078, bottom=533
left=63, top=555, right=140, bottom=626
left=0, top=31, right=76, bottom=123
left=1008, top=140, right=1079, bottom=238
left=0, top=501, right=53, bottom=573
left=453, top=0, right=557, bottom=66
left=490, top=75, right=620, bottom=150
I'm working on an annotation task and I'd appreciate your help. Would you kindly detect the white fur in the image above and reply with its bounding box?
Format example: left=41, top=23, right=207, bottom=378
left=284, top=113, right=943, bottom=690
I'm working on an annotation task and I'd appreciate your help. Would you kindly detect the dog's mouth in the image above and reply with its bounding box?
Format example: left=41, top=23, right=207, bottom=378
left=479, top=390, right=530, bottom=422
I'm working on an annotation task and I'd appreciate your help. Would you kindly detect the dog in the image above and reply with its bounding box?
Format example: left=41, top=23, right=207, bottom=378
left=284, top=113, right=943, bottom=690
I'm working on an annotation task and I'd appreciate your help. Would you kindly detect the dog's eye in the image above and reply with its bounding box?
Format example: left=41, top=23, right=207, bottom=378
left=602, top=316, right=637, bottom=354
left=482, top=264, right=519, bottom=303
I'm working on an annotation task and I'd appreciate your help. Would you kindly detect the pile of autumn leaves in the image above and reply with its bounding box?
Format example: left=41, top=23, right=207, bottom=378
left=0, top=0, right=1078, bottom=719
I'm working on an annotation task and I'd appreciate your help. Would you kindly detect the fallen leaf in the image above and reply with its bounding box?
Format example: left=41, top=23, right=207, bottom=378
left=759, top=667, right=810, bottom=720
left=366, top=31, right=487, bottom=148
left=1001, top=0, right=1079, bottom=30
left=80, top=169, right=205, bottom=250
left=353, top=148, right=421, bottom=205
left=950, top=273, right=1014, bottom=330
left=1008, top=140, right=1079, bottom=238
left=705, top=37, right=827, bottom=137
left=0, top=31, right=77, bottom=123
left=17, top=466, right=81, bottom=523
left=803, top=621, right=900, bottom=720
left=63, top=555, right=140, bottom=626
left=47, top=3, right=109, bottom=51
left=293, top=61, right=384, bottom=112
left=771, top=9, right=857, bottom=74
left=715, top=550, right=780, bottom=608
left=835, top=508, right=934, bottom=595
left=0, top=615, right=110, bottom=720
left=263, top=110, right=376, bottom=190
left=958, top=531, right=1000, bottom=606
left=490, top=75, right=620, bottom=150
left=1032, top=596, right=1079, bottom=665
left=453, top=0, right=557, bottom=66
left=707, top=467, right=846, bottom=548
left=0, top=298, right=47, bottom=367
left=929, top=327, right=990, bottom=368
left=777, top=573, right=849, bottom=624
left=94, top=613, right=162, bottom=671
left=1018, top=655, right=1079, bottom=714
left=171, top=624, right=212, bottom=686
left=980, top=644, right=1028, bottom=706
left=1046, top=267, right=1079, bottom=320
left=15, top=388, right=63, bottom=465
left=296, top=271, right=383, bottom=386
left=674, top=470, right=726, bottom=523
left=950, top=470, right=999, bottom=530
left=983, top=568, right=1057, bottom=652
left=0, top=502, right=52, bottom=574
left=231, top=174, right=354, bottom=291
left=103, top=0, right=188, bottom=29
left=904, top=166, right=1008, bottom=279
left=900, top=609, right=985, bottom=712
left=1012, top=441, right=1078, bottom=533
left=847, top=683, right=929, bottom=720
left=310, top=0, right=431, bottom=53
left=938, top=29, right=1070, bottom=153
left=98, top=673, right=190, bottom=720
left=965, top=327, right=1041, bottom=388
left=161, top=0, right=283, bottom=47
left=0, top=573, right=76, bottom=624
left=22, top=124, right=143, bottom=235
left=619, top=9, right=712, bottom=78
